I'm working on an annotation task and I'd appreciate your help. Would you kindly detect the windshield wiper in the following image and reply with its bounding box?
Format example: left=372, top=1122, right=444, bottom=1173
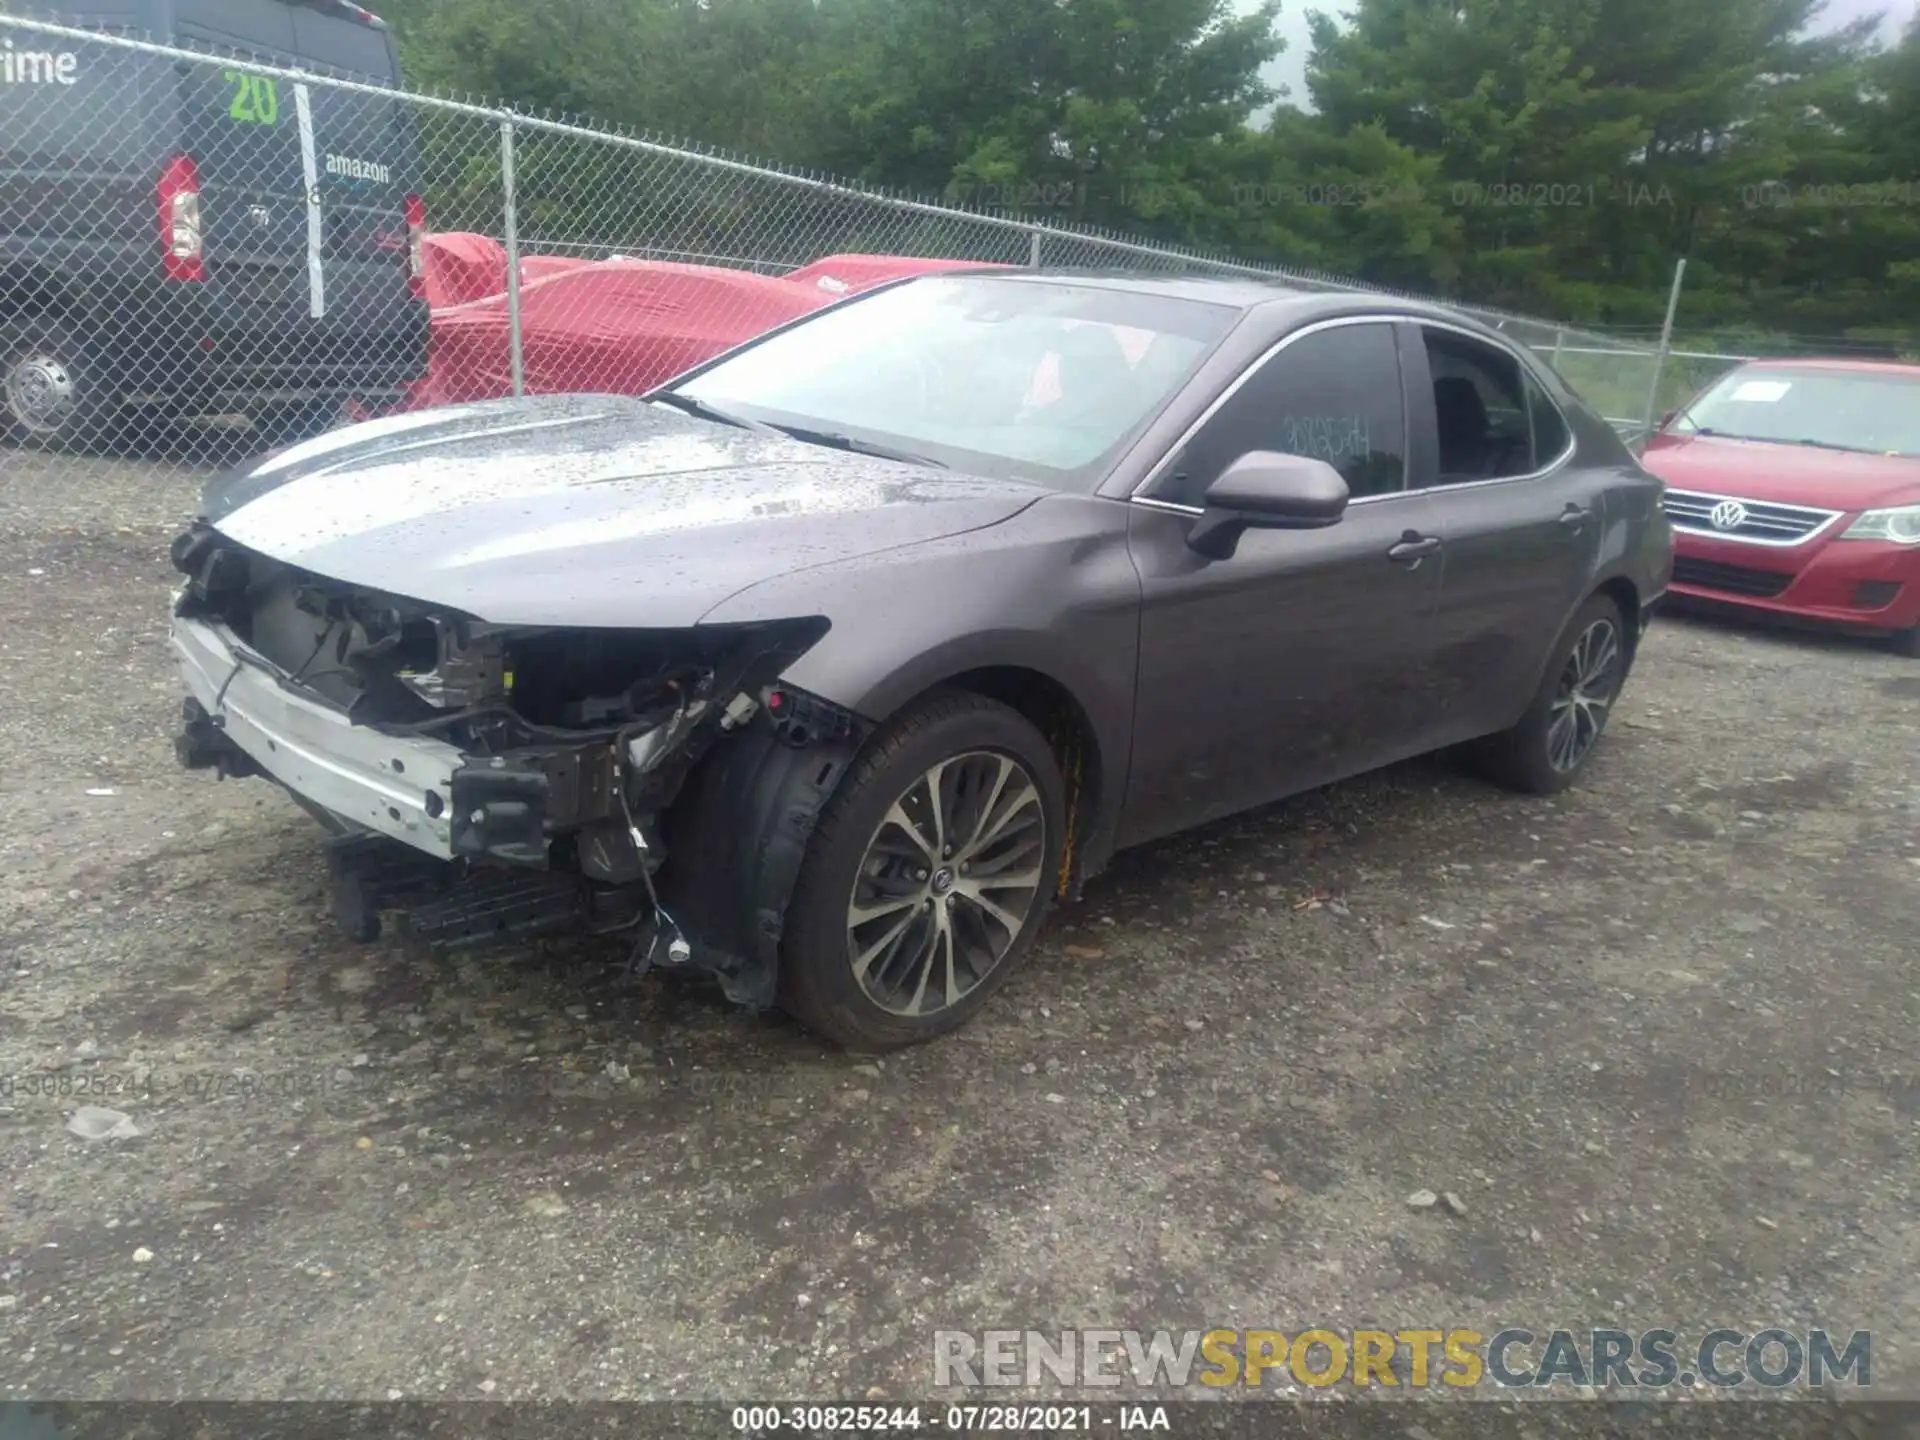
left=764, top=423, right=949, bottom=469
left=648, top=391, right=783, bottom=436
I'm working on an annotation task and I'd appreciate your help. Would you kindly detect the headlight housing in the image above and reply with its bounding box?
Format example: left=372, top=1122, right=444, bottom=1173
left=1840, top=504, right=1920, bottom=544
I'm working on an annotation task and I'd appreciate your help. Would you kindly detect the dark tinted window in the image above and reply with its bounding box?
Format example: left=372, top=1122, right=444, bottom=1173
left=174, top=0, right=296, bottom=57
left=1527, top=375, right=1572, bottom=465
left=173, top=0, right=396, bottom=78
left=1424, top=328, right=1535, bottom=483
left=290, top=6, right=394, bottom=79
left=1156, top=322, right=1408, bottom=508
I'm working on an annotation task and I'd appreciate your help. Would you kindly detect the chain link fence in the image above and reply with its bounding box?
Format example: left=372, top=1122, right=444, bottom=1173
left=2, top=11, right=1672, bottom=472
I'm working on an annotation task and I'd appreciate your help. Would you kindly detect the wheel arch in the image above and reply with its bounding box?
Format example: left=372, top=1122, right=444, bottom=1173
left=890, top=663, right=1108, bottom=900
left=1512, top=572, right=1643, bottom=716
left=656, top=654, right=1120, bottom=1015
left=838, top=632, right=1127, bottom=897
left=1593, top=573, right=1644, bottom=670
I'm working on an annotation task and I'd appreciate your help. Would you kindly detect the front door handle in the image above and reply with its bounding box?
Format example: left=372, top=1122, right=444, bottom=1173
left=1559, top=505, right=1593, bottom=531
left=1388, top=533, right=1442, bottom=565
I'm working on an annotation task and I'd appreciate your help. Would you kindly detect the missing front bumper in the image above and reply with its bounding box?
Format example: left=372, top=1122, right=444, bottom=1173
left=172, top=614, right=466, bottom=858
left=170, top=610, right=866, bottom=1007
left=171, top=615, right=635, bottom=869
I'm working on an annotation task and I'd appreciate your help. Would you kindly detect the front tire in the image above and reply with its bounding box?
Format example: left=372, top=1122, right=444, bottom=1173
left=1889, top=625, right=1920, bottom=659
left=1472, top=593, right=1629, bottom=795
left=0, top=315, right=113, bottom=451
left=778, top=692, right=1066, bottom=1051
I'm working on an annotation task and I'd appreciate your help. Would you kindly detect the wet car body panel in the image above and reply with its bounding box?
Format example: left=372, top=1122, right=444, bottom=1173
left=703, top=490, right=1144, bottom=869
left=198, top=393, right=1050, bottom=629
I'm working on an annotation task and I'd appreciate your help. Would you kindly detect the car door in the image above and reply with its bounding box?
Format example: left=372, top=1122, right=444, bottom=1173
left=1405, top=321, right=1606, bottom=742
left=1119, top=316, right=1448, bottom=847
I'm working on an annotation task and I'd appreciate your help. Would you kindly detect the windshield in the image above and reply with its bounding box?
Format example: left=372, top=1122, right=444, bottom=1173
left=1674, top=365, right=1920, bottom=458
left=668, top=275, right=1240, bottom=487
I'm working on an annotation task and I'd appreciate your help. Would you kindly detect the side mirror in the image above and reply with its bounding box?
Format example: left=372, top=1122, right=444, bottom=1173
left=1186, top=451, right=1350, bottom=560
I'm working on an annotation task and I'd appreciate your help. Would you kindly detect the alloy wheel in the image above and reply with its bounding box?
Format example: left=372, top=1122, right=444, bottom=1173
left=845, top=750, right=1048, bottom=1017
left=1547, top=618, right=1621, bottom=772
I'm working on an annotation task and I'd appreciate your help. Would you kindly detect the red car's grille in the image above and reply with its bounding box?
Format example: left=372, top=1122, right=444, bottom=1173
left=1663, top=489, right=1840, bottom=546
left=1672, top=556, right=1794, bottom=598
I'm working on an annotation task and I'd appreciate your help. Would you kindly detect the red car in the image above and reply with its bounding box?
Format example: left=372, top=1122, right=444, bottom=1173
left=1641, top=358, right=1920, bottom=655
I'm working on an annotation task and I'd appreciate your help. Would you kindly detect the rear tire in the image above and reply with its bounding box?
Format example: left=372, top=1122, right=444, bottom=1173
left=1889, top=625, right=1920, bottom=659
left=778, top=692, right=1065, bottom=1051
left=1472, top=593, right=1629, bottom=795
left=0, top=315, right=114, bottom=452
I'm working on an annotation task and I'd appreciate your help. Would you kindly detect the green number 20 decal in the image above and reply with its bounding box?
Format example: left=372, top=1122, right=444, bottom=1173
left=224, top=71, right=280, bottom=125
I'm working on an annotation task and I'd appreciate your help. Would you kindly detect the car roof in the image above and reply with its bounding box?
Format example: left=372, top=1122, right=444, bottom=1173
left=1739, top=356, right=1920, bottom=377
left=933, top=266, right=1518, bottom=333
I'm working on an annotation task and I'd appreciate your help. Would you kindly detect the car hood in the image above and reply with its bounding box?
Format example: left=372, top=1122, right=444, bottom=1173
left=199, top=394, right=1049, bottom=627
left=1641, top=432, right=1920, bottom=512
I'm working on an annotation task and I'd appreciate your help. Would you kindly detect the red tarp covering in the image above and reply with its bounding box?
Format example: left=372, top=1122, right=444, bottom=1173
left=406, top=259, right=833, bottom=408
left=418, top=231, right=507, bottom=308
left=515, top=254, right=597, bottom=285
left=397, top=240, right=1012, bottom=413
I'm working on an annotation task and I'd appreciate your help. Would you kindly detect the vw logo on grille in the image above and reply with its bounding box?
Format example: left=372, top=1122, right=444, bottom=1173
left=1709, top=500, right=1749, bottom=531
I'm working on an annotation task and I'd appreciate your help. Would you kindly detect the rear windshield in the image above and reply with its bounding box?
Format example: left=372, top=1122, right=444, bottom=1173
left=174, top=0, right=395, bottom=80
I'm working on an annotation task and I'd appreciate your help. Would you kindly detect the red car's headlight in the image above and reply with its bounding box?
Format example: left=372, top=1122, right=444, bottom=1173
left=1839, top=505, right=1920, bottom=544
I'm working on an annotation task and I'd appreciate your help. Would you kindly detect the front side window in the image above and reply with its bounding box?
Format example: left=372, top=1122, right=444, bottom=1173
left=1672, top=365, right=1920, bottom=458
left=672, top=276, right=1239, bottom=490
left=1152, top=321, right=1409, bottom=509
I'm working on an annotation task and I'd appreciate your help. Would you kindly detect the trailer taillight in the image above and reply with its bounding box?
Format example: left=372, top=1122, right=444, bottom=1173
left=405, top=193, right=426, bottom=298
left=157, top=154, right=205, bottom=283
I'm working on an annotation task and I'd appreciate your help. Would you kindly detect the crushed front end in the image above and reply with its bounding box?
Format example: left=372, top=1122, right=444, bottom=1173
left=168, top=518, right=861, bottom=1006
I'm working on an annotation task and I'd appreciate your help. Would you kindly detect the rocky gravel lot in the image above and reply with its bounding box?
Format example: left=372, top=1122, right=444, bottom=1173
left=2, top=446, right=1918, bottom=1410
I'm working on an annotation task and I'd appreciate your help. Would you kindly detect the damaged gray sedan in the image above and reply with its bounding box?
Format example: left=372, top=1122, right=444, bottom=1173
left=169, top=271, right=1672, bottom=1049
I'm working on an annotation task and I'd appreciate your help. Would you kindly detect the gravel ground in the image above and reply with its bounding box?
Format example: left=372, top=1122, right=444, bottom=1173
left=2, top=446, right=1918, bottom=1407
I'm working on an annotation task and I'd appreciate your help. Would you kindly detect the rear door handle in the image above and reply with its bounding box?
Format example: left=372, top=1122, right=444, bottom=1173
left=1388, top=534, right=1442, bottom=565
left=1560, top=505, right=1593, bottom=531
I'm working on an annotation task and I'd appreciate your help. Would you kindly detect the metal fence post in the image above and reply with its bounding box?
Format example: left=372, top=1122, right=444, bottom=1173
left=1638, top=258, right=1687, bottom=453
left=1552, top=328, right=1566, bottom=371
left=1028, top=229, right=1043, bottom=268
left=499, top=116, right=526, bottom=399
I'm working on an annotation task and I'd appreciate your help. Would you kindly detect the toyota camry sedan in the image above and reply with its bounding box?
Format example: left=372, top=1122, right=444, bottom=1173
left=168, top=270, right=1673, bottom=1050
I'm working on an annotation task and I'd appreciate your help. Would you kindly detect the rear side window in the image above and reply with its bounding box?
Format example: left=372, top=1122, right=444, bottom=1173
left=1423, top=328, right=1537, bottom=484
left=1157, top=321, right=1409, bottom=507
left=1527, top=375, right=1572, bottom=466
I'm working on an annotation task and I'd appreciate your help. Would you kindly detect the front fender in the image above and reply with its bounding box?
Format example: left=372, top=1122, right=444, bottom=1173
left=699, top=492, right=1143, bottom=880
